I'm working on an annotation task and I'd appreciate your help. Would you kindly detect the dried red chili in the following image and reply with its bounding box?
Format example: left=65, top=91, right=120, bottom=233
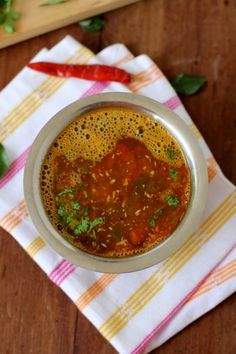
left=27, top=62, right=131, bottom=83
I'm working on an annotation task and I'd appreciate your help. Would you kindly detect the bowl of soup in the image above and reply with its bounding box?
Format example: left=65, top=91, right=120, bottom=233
left=24, top=92, right=208, bottom=273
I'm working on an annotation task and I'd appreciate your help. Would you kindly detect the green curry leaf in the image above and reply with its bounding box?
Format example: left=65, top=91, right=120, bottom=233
left=79, top=17, right=105, bottom=32
left=0, top=143, right=9, bottom=178
left=170, top=74, right=206, bottom=96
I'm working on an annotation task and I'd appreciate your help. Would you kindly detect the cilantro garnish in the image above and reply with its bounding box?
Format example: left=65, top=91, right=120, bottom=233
left=57, top=183, right=85, bottom=197
left=71, top=201, right=80, bottom=210
left=149, top=207, right=164, bottom=227
left=165, top=195, right=180, bottom=206
left=169, top=169, right=178, bottom=178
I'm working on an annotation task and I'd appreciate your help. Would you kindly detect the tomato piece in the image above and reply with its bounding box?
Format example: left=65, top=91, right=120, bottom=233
left=129, top=224, right=147, bottom=245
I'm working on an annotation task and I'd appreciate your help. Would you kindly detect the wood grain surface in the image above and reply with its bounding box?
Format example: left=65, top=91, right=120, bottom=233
left=0, top=0, right=236, bottom=353
left=0, top=0, right=141, bottom=49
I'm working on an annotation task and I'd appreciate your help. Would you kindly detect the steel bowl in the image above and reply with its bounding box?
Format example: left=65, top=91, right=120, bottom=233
left=24, top=92, right=208, bottom=273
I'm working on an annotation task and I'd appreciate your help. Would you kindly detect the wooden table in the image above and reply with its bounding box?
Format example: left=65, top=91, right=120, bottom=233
left=0, top=0, right=235, bottom=353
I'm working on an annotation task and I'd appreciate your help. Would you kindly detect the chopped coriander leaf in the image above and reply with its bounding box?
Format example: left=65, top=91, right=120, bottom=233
left=149, top=207, right=164, bottom=227
left=155, top=206, right=164, bottom=214
left=57, top=187, right=77, bottom=196
left=149, top=217, right=157, bottom=227
left=165, top=195, right=180, bottom=206
left=71, top=201, right=80, bottom=210
left=57, top=183, right=85, bottom=197
left=89, top=217, right=104, bottom=231
left=74, top=217, right=90, bottom=235
left=57, top=204, right=67, bottom=217
left=169, top=169, right=178, bottom=177
left=167, top=149, right=175, bottom=160
left=65, top=213, right=77, bottom=226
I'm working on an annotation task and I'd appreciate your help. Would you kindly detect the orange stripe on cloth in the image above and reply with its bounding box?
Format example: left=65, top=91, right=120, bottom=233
left=76, top=274, right=118, bottom=311
left=207, top=157, right=218, bottom=182
left=113, top=53, right=134, bottom=67
left=189, top=260, right=236, bottom=301
left=0, top=200, right=28, bottom=232
left=129, top=64, right=163, bottom=92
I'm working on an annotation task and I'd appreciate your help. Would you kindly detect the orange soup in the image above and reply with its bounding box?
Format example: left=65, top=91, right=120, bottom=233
left=41, top=108, right=191, bottom=257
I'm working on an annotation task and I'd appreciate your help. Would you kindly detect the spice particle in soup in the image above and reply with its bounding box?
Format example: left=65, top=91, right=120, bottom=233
left=41, top=108, right=191, bottom=257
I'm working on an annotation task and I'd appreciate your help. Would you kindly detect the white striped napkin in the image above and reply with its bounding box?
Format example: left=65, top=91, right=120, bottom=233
left=0, top=36, right=235, bottom=353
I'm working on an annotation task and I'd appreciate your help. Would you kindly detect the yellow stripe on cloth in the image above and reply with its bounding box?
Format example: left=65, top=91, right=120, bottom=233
left=99, top=192, right=236, bottom=340
left=0, top=47, right=93, bottom=142
left=188, top=123, right=202, bottom=139
left=26, top=236, right=46, bottom=258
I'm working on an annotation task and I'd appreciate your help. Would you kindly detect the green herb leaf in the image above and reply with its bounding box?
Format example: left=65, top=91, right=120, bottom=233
left=149, top=207, right=164, bottom=227
left=57, top=188, right=76, bottom=196
left=0, top=1, right=20, bottom=33
left=167, top=149, right=175, bottom=160
left=170, top=74, right=206, bottom=96
left=89, top=217, right=104, bottom=231
left=40, top=0, right=68, bottom=6
left=74, top=217, right=90, bottom=235
left=79, top=17, right=105, bottom=32
left=71, top=201, right=80, bottom=210
left=57, top=204, right=67, bottom=217
left=169, top=169, right=178, bottom=177
left=0, top=143, right=9, bottom=178
left=66, top=213, right=77, bottom=227
left=57, top=183, right=84, bottom=197
left=165, top=195, right=180, bottom=207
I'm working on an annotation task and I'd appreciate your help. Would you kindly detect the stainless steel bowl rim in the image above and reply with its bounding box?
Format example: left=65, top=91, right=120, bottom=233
left=24, top=92, right=208, bottom=273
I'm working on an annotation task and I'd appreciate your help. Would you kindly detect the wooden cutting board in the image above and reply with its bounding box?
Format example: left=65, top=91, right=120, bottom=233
left=0, top=0, right=141, bottom=49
